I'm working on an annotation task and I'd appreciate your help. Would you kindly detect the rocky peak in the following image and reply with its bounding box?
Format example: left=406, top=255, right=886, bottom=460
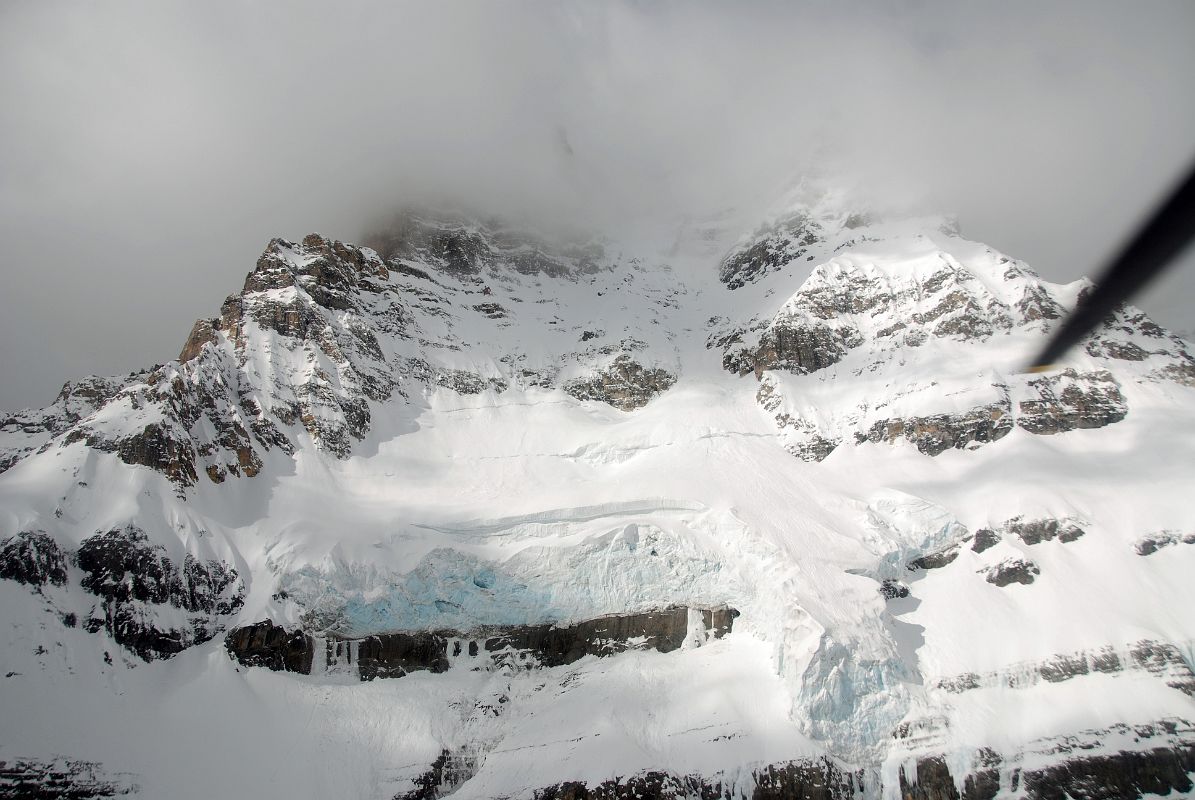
left=710, top=234, right=1194, bottom=463
left=715, top=180, right=892, bottom=290
left=247, top=234, right=388, bottom=305
left=0, top=372, right=144, bottom=472
left=719, top=210, right=825, bottom=290
left=364, top=210, right=608, bottom=281
left=1, top=218, right=685, bottom=490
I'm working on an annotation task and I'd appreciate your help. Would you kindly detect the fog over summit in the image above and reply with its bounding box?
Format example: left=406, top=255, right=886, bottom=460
left=1, top=1, right=1194, bottom=409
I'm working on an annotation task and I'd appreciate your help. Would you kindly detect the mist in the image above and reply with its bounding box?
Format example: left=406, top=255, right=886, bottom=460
left=2, top=0, right=1194, bottom=410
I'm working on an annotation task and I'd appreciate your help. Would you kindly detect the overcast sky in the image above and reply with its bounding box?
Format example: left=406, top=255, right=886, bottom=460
left=2, top=1, right=1194, bottom=411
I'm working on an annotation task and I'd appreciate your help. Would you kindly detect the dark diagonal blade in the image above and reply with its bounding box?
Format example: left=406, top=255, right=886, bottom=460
left=1027, top=160, right=1195, bottom=372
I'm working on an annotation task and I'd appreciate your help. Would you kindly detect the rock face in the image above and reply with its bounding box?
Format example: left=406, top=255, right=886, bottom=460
left=0, top=374, right=135, bottom=474
left=354, top=633, right=450, bottom=681
left=75, top=526, right=243, bottom=661
left=708, top=235, right=1191, bottom=465
left=1134, top=529, right=1195, bottom=555
left=0, top=219, right=690, bottom=489
left=563, top=355, right=677, bottom=411
left=908, top=545, right=960, bottom=571
left=1020, top=746, right=1195, bottom=800
left=1017, top=369, right=1128, bottom=435
left=0, top=525, right=244, bottom=662
left=484, top=606, right=736, bottom=667
left=899, top=756, right=960, bottom=800
left=970, top=529, right=1001, bottom=553
left=178, top=317, right=219, bottom=363
left=737, top=320, right=856, bottom=378
left=891, top=515, right=1087, bottom=582
left=224, top=620, right=315, bottom=674
left=0, top=532, right=68, bottom=587
left=985, top=558, right=1040, bottom=587
left=897, top=745, right=1195, bottom=800
left=719, top=211, right=824, bottom=290
left=1129, top=641, right=1195, bottom=696
left=934, top=640, right=1195, bottom=696
left=859, top=402, right=1012, bottom=457
left=363, top=211, right=604, bottom=280
left=226, top=607, right=737, bottom=680
left=527, top=757, right=863, bottom=800
left=961, top=749, right=1002, bottom=800
left=77, top=527, right=242, bottom=615
left=5, top=234, right=401, bottom=487
left=1005, top=516, right=1086, bottom=545
left=0, top=757, right=137, bottom=798
left=392, top=750, right=469, bottom=800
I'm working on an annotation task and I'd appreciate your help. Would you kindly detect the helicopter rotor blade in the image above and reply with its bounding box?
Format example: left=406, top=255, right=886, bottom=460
left=1027, top=160, right=1195, bottom=372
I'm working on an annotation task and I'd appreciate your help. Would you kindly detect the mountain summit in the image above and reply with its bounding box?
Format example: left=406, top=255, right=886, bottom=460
left=2, top=195, right=1194, bottom=799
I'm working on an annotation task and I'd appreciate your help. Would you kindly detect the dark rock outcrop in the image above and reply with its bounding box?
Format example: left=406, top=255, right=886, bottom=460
left=901, top=738, right=1195, bottom=800
left=65, top=421, right=200, bottom=488
left=392, top=749, right=479, bottom=800
left=563, top=356, right=677, bottom=411
left=719, top=212, right=823, bottom=289
left=473, top=302, right=506, bottom=319
left=1018, top=369, right=1127, bottom=435
left=44, top=233, right=397, bottom=488
left=1134, top=530, right=1195, bottom=556
left=227, top=606, right=738, bottom=680
left=484, top=607, right=737, bottom=668
left=1130, top=641, right=1195, bottom=696
left=1016, top=284, right=1065, bottom=323
left=750, top=321, right=856, bottom=377
left=77, top=527, right=241, bottom=614
left=0, top=757, right=137, bottom=798
left=364, top=211, right=603, bottom=280
left=76, top=526, right=243, bottom=661
left=355, top=633, right=450, bottom=681
left=532, top=757, right=863, bottom=800
left=962, top=748, right=1001, bottom=800
left=985, top=558, right=1040, bottom=587
left=859, top=402, right=1013, bottom=457
left=908, top=545, right=961, bottom=571
left=880, top=580, right=910, bottom=599
left=178, top=318, right=219, bottom=362
left=899, top=756, right=960, bottom=800
left=1, top=374, right=134, bottom=474
left=1005, top=517, right=1085, bottom=545
left=970, top=529, right=1000, bottom=553
left=224, top=620, right=315, bottom=674
left=788, top=432, right=841, bottom=463
left=1037, top=653, right=1092, bottom=683
left=0, top=532, right=68, bottom=587
left=86, top=603, right=190, bottom=663
left=934, top=641, right=1191, bottom=695
left=77, top=527, right=180, bottom=607
left=1020, top=745, right=1195, bottom=800
left=1085, top=339, right=1151, bottom=361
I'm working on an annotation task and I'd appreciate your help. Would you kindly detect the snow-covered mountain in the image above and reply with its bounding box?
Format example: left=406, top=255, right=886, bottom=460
left=2, top=187, right=1194, bottom=800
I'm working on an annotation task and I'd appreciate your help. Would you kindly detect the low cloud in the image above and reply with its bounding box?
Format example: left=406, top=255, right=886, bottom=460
left=2, top=1, right=1193, bottom=408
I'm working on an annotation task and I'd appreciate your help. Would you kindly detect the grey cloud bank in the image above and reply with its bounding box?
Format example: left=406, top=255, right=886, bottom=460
left=1, top=1, right=1193, bottom=410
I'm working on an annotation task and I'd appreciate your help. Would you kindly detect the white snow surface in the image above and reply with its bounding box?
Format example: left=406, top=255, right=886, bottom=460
left=1, top=196, right=1194, bottom=799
